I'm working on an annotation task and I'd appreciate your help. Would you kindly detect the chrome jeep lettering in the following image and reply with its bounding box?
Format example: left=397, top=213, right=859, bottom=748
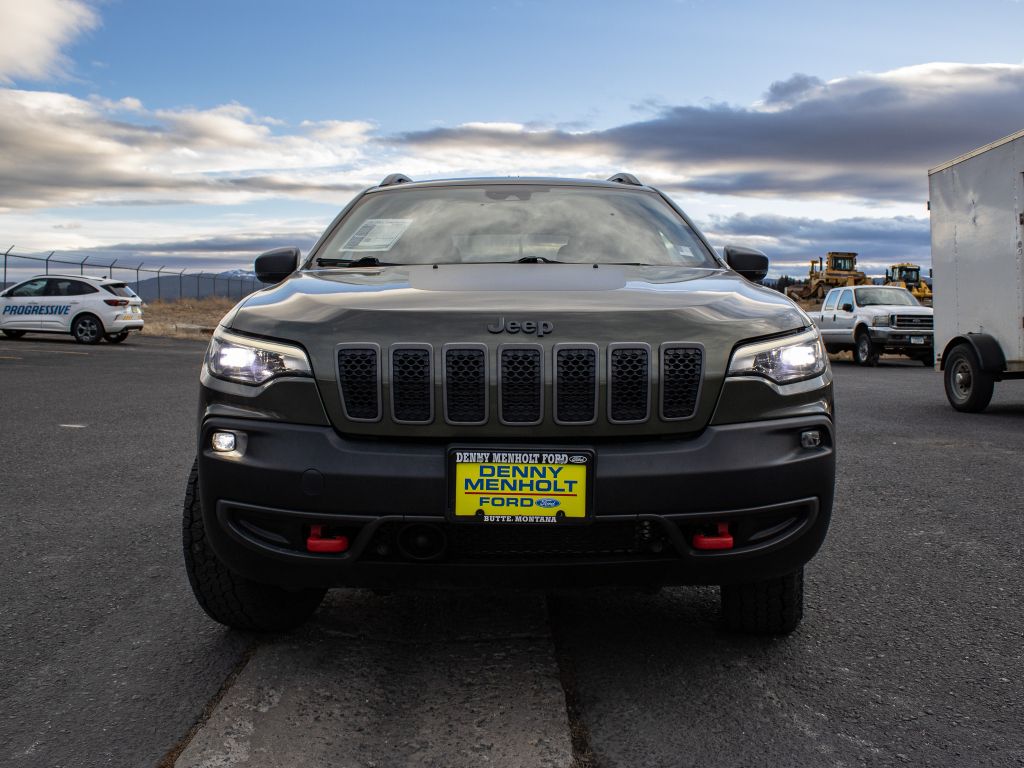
left=486, top=317, right=554, bottom=337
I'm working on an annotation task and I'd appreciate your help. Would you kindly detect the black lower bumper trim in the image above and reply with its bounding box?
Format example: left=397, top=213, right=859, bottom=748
left=197, top=414, right=834, bottom=589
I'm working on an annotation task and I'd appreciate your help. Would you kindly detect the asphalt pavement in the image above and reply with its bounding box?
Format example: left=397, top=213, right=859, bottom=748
left=1, top=335, right=1022, bottom=767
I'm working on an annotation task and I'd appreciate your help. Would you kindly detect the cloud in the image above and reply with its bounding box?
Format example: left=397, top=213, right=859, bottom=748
left=0, top=89, right=376, bottom=209
left=0, top=0, right=98, bottom=83
left=392, top=63, right=1024, bottom=202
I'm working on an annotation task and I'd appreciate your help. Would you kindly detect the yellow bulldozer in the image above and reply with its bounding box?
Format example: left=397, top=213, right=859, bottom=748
left=786, top=251, right=871, bottom=303
left=884, top=262, right=932, bottom=304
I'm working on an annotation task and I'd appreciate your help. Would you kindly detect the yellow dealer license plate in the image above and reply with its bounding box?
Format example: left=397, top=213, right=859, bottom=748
left=449, top=449, right=593, bottom=524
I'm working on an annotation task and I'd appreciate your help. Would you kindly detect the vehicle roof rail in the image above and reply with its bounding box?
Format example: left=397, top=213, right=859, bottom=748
left=378, top=173, right=413, bottom=187
left=607, top=172, right=643, bottom=186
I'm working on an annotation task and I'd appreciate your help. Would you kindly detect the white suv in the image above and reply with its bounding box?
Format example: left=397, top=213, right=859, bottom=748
left=0, top=274, right=144, bottom=344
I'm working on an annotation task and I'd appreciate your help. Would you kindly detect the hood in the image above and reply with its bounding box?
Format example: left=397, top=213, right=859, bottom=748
left=229, top=264, right=807, bottom=340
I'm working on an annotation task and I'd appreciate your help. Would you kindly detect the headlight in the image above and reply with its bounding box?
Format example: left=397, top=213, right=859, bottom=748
left=728, top=329, right=827, bottom=384
left=872, top=315, right=891, bottom=327
left=206, top=328, right=311, bottom=385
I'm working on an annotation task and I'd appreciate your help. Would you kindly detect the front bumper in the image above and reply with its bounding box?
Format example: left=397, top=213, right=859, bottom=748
left=197, top=414, right=835, bottom=589
left=869, top=327, right=932, bottom=353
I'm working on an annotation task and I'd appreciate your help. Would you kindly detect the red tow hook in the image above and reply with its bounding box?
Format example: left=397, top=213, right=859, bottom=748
left=306, top=524, right=349, bottom=554
left=692, top=522, right=734, bottom=551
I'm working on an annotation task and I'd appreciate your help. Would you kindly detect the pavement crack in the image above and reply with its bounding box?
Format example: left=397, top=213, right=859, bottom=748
left=156, top=638, right=259, bottom=768
left=547, top=593, right=597, bottom=768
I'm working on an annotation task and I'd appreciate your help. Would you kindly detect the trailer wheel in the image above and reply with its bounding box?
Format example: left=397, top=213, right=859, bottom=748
left=944, top=344, right=994, bottom=413
left=854, top=329, right=878, bottom=366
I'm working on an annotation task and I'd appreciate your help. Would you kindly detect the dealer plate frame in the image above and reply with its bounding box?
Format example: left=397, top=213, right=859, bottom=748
left=446, top=446, right=596, bottom=525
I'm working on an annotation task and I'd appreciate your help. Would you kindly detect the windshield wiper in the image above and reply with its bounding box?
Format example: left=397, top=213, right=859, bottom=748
left=316, top=256, right=399, bottom=267
left=516, top=256, right=562, bottom=264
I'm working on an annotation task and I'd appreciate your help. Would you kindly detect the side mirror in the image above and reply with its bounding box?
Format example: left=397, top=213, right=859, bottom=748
left=255, top=246, right=301, bottom=284
left=841, top=303, right=854, bottom=313
left=723, top=245, right=769, bottom=282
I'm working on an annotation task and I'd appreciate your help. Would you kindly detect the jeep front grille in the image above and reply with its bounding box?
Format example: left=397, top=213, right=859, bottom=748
left=893, top=315, right=933, bottom=330
left=554, top=345, right=598, bottom=424
left=444, top=346, right=487, bottom=424
left=336, top=343, right=703, bottom=427
left=608, top=344, right=651, bottom=423
left=337, top=345, right=381, bottom=421
left=661, top=346, right=703, bottom=419
left=390, top=346, right=432, bottom=424
left=499, top=346, right=543, bottom=425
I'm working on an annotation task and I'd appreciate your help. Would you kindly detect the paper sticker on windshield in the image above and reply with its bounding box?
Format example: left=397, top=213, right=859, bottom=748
left=676, top=246, right=694, bottom=257
left=340, top=219, right=412, bottom=252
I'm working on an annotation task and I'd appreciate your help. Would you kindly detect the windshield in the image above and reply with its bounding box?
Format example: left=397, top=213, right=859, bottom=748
left=855, top=287, right=920, bottom=307
left=899, top=268, right=919, bottom=282
left=314, top=185, right=719, bottom=268
left=832, top=257, right=855, bottom=271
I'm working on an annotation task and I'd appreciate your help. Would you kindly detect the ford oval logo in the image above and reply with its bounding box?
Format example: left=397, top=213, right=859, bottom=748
left=537, top=498, right=560, bottom=509
left=568, top=456, right=587, bottom=464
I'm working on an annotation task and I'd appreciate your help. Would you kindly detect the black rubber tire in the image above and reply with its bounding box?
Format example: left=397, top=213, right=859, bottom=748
left=721, top=568, right=804, bottom=635
left=105, top=331, right=129, bottom=344
left=853, top=329, right=878, bottom=367
left=71, top=313, right=104, bottom=345
left=944, top=344, right=994, bottom=413
left=2, top=329, right=26, bottom=339
left=182, top=459, right=326, bottom=631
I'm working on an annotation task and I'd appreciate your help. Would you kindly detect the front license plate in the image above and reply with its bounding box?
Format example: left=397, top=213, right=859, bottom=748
left=911, top=336, right=925, bottom=344
left=449, top=449, right=592, bottom=524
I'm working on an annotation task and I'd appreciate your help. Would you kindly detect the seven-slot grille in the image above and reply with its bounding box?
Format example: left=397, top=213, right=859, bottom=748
left=893, top=314, right=933, bottom=330
left=337, top=343, right=703, bottom=426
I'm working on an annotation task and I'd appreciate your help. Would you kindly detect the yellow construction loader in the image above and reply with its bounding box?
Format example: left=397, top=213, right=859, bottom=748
left=786, top=252, right=871, bottom=303
left=884, top=263, right=932, bottom=304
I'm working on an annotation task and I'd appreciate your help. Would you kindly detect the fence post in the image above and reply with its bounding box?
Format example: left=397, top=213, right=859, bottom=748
left=80, top=255, right=89, bottom=275
left=2, top=245, right=12, bottom=288
left=136, top=263, right=144, bottom=295
left=108, top=259, right=118, bottom=280
left=196, top=272, right=201, bottom=298
left=179, top=269, right=186, bottom=300
left=156, top=267, right=164, bottom=301
left=45, top=251, right=55, bottom=275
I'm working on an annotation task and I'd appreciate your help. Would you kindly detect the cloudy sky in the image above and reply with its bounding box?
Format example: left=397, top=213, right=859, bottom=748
left=2, top=0, right=1024, bottom=278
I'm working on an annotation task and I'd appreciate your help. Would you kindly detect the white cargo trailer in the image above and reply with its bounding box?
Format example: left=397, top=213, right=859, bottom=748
left=929, top=128, right=1024, bottom=411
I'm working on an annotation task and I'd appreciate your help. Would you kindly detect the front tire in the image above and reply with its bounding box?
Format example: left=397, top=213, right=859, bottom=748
left=71, top=313, right=103, bottom=345
left=2, top=329, right=26, bottom=339
left=944, top=344, right=994, bottom=413
left=721, top=568, right=804, bottom=635
left=105, top=331, right=129, bottom=344
left=182, top=459, right=326, bottom=631
left=854, top=329, right=878, bottom=366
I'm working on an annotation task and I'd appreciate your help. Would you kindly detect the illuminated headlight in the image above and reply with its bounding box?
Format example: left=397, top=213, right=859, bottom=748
left=728, top=329, right=827, bottom=384
left=206, top=328, right=312, bottom=385
left=872, top=315, right=891, bottom=327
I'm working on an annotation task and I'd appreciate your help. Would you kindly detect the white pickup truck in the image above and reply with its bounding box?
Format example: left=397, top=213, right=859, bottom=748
left=807, top=285, right=934, bottom=366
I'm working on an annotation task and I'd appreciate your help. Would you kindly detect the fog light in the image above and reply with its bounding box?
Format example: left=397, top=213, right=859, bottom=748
left=800, top=430, right=822, bottom=449
left=212, top=431, right=236, bottom=453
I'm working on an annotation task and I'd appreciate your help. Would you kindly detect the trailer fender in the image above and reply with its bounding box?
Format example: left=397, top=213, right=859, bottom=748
left=939, top=333, right=1006, bottom=373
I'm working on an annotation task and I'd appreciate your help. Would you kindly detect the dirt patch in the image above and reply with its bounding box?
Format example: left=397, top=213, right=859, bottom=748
left=140, top=298, right=236, bottom=340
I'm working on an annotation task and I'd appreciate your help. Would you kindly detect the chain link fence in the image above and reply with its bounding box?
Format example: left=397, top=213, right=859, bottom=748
left=1, top=246, right=261, bottom=301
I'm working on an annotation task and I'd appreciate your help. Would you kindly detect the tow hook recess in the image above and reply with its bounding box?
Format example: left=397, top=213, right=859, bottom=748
left=306, top=524, right=349, bottom=554
left=693, top=522, right=734, bottom=551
